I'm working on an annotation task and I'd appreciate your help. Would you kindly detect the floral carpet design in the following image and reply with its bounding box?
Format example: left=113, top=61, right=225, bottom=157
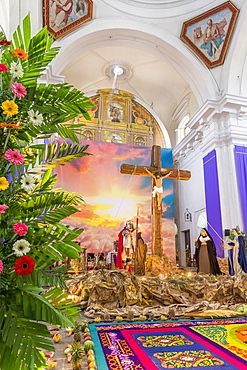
left=90, top=318, right=247, bottom=369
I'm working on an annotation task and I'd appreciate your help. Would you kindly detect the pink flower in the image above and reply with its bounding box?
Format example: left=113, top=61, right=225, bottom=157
left=4, top=149, right=24, bottom=164
left=0, top=260, right=3, bottom=274
left=11, top=82, right=27, bottom=98
left=0, top=64, right=8, bottom=72
left=0, top=204, right=8, bottom=213
left=13, top=222, right=28, bottom=236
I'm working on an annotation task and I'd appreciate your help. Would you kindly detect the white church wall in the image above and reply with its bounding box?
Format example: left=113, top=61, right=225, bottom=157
left=0, top=0, right=9, bottom=36
left=173, top=144, right=205, bottom=266
left=220, top=1, right=247, bottom=97
left=0, top=0, right=43, bottom=38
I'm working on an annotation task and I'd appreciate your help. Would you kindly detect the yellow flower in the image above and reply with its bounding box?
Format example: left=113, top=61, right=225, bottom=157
left=0, top=177, right=9, bottom=190
left=94, top=317, right=101, bottom=322
left=1, top=100, right=18, bottom=117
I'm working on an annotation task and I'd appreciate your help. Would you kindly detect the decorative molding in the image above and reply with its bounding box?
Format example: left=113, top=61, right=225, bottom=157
left=173, top=94, right=247, bottom=158
left=39, top=65, right=65, bottom=84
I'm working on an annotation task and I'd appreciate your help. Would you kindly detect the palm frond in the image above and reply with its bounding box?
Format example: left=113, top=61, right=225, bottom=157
left=14, top=190, right=85, bottom=213
left=19, top=287, right=81, bottom=324
left=0, top=306, right=52, bottom=370
left=29, top=142, right=91, bottom=170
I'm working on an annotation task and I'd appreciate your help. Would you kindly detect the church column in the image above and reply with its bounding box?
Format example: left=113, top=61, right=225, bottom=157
left=214, top=113, right=244, bottom=232
left=199, top=97, right=247, bottom=233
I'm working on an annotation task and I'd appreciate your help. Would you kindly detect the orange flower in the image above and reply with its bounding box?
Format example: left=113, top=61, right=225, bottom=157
left=0, top=122, right=21, bottom=129
left=12, top=48, right=28, bottom=60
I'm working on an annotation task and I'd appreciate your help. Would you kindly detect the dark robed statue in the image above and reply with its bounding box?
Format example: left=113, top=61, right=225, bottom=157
left=134, top=232, right=147, bottom=276
left=195, top=228, right=222, bottom=275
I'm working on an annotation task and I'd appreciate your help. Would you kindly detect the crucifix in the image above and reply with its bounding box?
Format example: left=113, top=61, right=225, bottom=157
left=120, top=145, right=191, bottom=256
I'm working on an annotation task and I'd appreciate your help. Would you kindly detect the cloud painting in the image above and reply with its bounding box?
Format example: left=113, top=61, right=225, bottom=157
left=55, top=140, right=175, bottom=262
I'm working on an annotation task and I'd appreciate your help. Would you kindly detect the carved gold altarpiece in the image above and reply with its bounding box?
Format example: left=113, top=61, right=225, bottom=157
left=71, top=89, right=165, bottom=147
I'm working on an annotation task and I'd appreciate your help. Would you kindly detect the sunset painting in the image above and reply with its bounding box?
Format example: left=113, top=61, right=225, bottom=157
left=55, top=140, right=175, bottom=262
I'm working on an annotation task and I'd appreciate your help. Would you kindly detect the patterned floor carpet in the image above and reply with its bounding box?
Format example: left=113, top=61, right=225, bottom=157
left=89, top=318, right=247, bottom=369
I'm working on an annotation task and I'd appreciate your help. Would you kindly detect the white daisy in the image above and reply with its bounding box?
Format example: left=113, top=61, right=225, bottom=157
left=10, top=61, right=24, bottom=78
left=21, top=174, right=36, bottom=192
left=28, top=109, right=43, bottom=125
left=13, top=239, right=30, bottom=257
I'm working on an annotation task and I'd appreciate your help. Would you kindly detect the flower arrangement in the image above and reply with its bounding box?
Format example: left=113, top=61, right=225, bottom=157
left=0, top=15, right=94, bottom=370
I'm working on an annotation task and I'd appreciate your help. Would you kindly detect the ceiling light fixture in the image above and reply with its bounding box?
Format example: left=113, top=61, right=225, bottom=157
left=104, top=61, right=133, bottom=82
left=113, top=66, right=124, bottom=76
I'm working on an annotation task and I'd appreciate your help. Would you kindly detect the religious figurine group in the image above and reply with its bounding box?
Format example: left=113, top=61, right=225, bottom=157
left=195, top=227, right=247, bottom=277
left=116, top=224, right=247, bottom=278
left=116, top=221, right=147, bottom=276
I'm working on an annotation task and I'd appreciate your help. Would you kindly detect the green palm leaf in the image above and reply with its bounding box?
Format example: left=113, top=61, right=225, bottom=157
left=29, top=142, right=91, bottom=170
left=0, top=307, right=52, bottom=370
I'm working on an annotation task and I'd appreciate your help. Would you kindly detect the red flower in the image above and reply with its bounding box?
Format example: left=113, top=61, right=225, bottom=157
left=0, top=40, right=11, bottom=46
left=0, top=64, right=8, bottom=72
left=14, top=255, right=35, bottom=276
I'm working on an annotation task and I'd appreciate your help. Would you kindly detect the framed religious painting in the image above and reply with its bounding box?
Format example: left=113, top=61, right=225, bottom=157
left=43, top=0, right=93, bottom=40
left=180, top=1, right=239, bottom=68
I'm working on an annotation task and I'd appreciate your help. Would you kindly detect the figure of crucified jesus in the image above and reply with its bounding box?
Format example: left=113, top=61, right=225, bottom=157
left=144, top=167, right=172, bottom=210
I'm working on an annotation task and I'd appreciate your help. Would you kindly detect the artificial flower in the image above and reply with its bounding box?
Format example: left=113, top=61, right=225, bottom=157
left=13, top=239, right=30, bottom=256
left=14, top=255, right=35, bottom=276
left=4, top=149, right=24, bottom=165
left=1, top=100, right=18, bottom=117
left=94, top=317, right=101, bottom=322
left=12, top=48, right=28, bottom=60
left=0, top=177, right=9, bottom=190
left=13, top=223, right=29, bottom=236
left=12, top=82, right=27, bottom=98
left=0, top=122, right=20, bottom=129
left=0, top=40, right=11, bottom=46
left=0, top=260, right=3, bottom=274
left=20, top=174, right=36, bottom=191
left=28, top=109, right=43, bottom=125
left=0, top=204, right=8, bottom=213
left=0, top=63, right=8, bottom=72
left=10, top=61, right=24, bottom=78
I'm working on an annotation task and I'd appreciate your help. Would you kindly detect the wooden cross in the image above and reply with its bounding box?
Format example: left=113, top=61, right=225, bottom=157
left=120, top=145, right=191, bottom=256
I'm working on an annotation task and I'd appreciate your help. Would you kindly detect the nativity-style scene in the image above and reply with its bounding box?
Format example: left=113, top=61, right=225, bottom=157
left=2, top=1, right=247, bottom=370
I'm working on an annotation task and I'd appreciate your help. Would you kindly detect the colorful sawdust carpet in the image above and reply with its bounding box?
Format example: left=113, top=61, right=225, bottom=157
left=89, top=318, right=247, bottom=369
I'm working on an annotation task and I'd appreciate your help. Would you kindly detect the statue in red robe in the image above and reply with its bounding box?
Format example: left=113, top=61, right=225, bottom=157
left=116, top=221, right=135, bottom=273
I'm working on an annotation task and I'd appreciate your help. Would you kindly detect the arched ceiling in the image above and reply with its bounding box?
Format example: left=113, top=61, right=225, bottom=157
left=62, top=46, right=189, bottom=114
left=60, top=43, right=197, bottom=147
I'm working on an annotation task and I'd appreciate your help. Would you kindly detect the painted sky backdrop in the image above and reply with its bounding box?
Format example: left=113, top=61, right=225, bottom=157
left=55, top=140, right=175, bottom=261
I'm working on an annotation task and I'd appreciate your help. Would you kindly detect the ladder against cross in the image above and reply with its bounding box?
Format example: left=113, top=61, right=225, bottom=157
left=120, top=145, right=191, bottom=256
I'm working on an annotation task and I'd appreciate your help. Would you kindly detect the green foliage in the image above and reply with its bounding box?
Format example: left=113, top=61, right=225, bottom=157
left=0, top=15, right=93, bottom=370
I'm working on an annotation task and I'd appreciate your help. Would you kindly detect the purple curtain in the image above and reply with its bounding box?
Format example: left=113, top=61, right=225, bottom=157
left=234, top=145, right=247, bottom=232
left=203, top=150, right=224, bottom=257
